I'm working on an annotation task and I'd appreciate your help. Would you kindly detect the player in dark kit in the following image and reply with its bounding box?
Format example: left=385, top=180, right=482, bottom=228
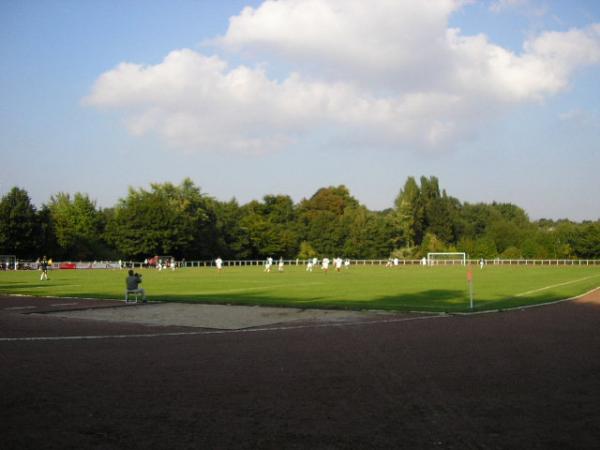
left=40, top=256, right=49, bottom=281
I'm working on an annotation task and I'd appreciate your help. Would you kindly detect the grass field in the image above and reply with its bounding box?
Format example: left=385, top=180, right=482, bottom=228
left=1, top=264, right=599, bottom=312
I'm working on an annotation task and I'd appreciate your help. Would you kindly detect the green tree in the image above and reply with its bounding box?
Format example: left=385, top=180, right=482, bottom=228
left=457, top=236, right=476, bottom=257
left=501, top=246, right=522, bottom=259
left=6, top=176, right=599, bottom=262
left=343, top=206, right=373, bottom=258
left=486, top=220, right=522, bottom=255
left=213, top=199, right=251, bottom=259
left=106, top=179, right=215, bottom=259
left=0, top=187, right=38, bottom=258
left=394, top=176, right=460, bottom=249
left=238, top=206, right=279, bottom=258
left=297, top=241, right=318, bottom=259
left=47, top=192, right=105, bottom=259
left=343, top=207, right=394, bottom=258
left=297, top=186, right=358, bottom=256
left=521, top=237, right=547, bottom=259
left=460, top=203, right=499, bottom=239
left=419, top=232, right=447, bottom=256
left=262, top=195, right=299, bottom=257
left=36, top=204, right=59, bottom=257
left=472, top=236, right=498, bottom=258
left=419, top=176, right=458, bottom=244
left=394, top=177, right=423, bottom=247
left=552, top=221, right=577, bottom=258
left=571, top=222, right=600, bottom=258
left=491, top=202, right=530, bottom=227
left=234, top=195, right=299, bottom=258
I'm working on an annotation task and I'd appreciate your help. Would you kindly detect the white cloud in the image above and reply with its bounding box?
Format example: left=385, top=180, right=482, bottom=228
left=215, top=0, right=462, bottom=86
left=85, top=0, right=600, bottom=154
left=490, top=0, right=527, bottom=13
left=446, top=26, right=600, bottom=102
left=559, top=108, right=600, bottom=129
left=489, top=0, right=546, bottom=16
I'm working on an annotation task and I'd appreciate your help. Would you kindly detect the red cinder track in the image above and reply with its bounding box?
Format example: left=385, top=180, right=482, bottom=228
left=1, top=292, right=599, bottom=449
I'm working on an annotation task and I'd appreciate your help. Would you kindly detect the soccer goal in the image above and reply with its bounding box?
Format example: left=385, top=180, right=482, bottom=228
left=427, top=252, right=467, bottom=266
left=0, top=255, right=17, bottom=270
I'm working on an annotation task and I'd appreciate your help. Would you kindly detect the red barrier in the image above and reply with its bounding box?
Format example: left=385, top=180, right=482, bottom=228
left=59, top=263, right=77, bottom=270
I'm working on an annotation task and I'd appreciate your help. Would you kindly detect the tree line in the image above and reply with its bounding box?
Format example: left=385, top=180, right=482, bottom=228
left=1, top=176, right=598, bottom=261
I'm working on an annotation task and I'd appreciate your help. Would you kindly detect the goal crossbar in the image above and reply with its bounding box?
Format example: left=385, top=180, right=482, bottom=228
left=427, top=252, right=467, bottom=266
left=0, top=255, right=17, bottom=270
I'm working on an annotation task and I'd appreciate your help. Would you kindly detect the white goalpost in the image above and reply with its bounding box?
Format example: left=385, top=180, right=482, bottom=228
left=427, top=252, right=467, bottom=266
left=0, top=255, right=17, bottom=270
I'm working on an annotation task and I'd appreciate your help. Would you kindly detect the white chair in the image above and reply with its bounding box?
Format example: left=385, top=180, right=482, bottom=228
left=125, top=289, right=140, bottom=303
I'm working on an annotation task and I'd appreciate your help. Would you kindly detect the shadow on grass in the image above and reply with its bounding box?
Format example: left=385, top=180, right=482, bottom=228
left=152, top=288, right=600, bottom=313
left=2, top=286, right=597, bottom=314
left=142, top=288, right=474, bottom=313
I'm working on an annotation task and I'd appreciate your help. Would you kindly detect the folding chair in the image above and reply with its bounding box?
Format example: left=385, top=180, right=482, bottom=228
left=125, top=289, right=140, bottom=304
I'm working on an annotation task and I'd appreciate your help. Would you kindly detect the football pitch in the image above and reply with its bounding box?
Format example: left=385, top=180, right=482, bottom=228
left=1, top=264, right=599, bottom=312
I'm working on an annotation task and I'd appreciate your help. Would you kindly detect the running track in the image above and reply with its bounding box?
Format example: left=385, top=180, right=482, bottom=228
left=1, top=294, right=600, bottom=449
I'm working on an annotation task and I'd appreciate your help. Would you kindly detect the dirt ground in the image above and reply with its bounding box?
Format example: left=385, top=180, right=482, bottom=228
left=1, top=291, right=599, bottom=449
left=47, top=301, right=401, bottom=330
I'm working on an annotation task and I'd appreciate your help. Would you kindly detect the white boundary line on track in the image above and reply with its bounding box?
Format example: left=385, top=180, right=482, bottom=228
left=3, top=306, right=37, bottom=311
left=0, top=314, right=448, bottom=343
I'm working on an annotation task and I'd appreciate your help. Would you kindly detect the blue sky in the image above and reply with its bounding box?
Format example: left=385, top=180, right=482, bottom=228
left=1, top=0, right=599, bottom=221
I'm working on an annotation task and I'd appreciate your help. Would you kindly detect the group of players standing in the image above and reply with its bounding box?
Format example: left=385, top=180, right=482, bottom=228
left=215, top=257, right=352, bottom=273
left=305, top=257, right=351, bottom=272
left=262, top=257, right=350, bottom=273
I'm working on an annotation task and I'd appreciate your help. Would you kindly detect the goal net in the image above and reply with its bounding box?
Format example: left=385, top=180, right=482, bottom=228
left=0, top=255, right=17, bottom=270
left=427, top=252, right=466, bottom=266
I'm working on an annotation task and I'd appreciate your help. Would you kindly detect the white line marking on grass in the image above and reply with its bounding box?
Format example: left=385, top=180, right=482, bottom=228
left=198, top=282, right=325, bottom=295
left=22, top=286, right=53, bottom=289
left=10, top=284, right=82, bottom=290
left=0, top=314, right=447, bottom=342
left=515, top=275, right=600, bottom=297
left=461, top=286, right=600, bottom=314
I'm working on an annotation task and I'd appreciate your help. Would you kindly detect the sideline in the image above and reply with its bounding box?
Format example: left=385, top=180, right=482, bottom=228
left=451, top=286, right=600, bottom=316
left=0, top=314, right=447, bottom=342
left=515, top=275, right=600, bottom=297
left=196, top=281, right=325, bottom=296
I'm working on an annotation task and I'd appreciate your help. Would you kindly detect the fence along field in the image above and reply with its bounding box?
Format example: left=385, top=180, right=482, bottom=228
left=1, top=262, right=599, bottom=313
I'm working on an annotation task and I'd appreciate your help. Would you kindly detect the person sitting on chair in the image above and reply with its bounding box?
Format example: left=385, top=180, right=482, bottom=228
left=125, top=270, right=146, bottom=303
